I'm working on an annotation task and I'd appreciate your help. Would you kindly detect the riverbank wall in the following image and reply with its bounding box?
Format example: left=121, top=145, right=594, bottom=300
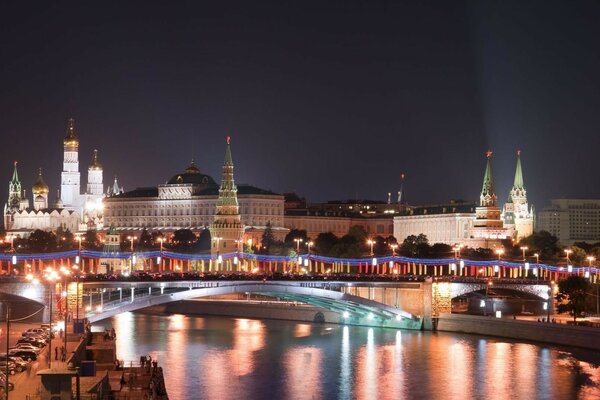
left=437, top=313, right=600, bottom=351
left=145, top=299, right=343, bottom=324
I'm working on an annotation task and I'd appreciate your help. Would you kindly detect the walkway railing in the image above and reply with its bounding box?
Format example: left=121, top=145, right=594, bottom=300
left=0, top=250, right=598, bottom=282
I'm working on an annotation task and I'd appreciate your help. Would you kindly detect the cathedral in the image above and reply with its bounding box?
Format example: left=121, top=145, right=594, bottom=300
left=3, top=119, right=106, bottom=236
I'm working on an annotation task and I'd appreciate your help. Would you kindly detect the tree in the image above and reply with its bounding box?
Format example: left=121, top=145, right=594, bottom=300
left=331, top=234, right=362, bottom=258
left=56, top=227, right=74, bottom=250
left=139, top=229, right=153, bottom=250
left=284, top=229, right=308, bottom=245
left=400, top=234, right=429, bottom=257
left=196, top=229, right=211, bottom=252
left=569, top=246, right=587, bottom=265
left=315, top=232, right=338, bottom=256
left=83, top=229, right=102, bottom=251
left=28, top=230, right=58, bottom=253
left=260, top=222, right=276, bottom=254
left=430, top=243, right=453, bottom=258
left=518, top=231, right=562, bottom=262
left=172, top=229, right=197, bottom=252
left=556, top=275, right=590, bottom=321
left=347, top=225, right=368, bottom=243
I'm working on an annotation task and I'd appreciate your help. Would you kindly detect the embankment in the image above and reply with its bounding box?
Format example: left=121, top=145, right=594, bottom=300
left=437, top=313, right=600, bottom=351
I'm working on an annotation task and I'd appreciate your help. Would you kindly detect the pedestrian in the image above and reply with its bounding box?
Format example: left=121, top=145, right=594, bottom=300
left=55, top=346, right=58, bottom=360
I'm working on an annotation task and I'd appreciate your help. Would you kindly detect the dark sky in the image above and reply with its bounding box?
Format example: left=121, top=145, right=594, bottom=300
left=1, top=1, right=599, bottom=209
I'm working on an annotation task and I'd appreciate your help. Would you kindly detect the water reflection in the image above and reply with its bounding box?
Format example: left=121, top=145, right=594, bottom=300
left=96, top=315, right=600, bottom=400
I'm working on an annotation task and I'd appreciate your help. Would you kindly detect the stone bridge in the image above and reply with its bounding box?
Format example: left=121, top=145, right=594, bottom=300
left=0, top=279, right=553, bottom=329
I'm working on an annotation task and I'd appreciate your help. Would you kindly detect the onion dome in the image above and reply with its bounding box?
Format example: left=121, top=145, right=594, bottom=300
left=63, top=118, right=79, bottom=149
left=54, top=190, right=63, bottom=208
left=89, top=149, right=102, bottom=170
left=32, top=168, right=49, bottom=195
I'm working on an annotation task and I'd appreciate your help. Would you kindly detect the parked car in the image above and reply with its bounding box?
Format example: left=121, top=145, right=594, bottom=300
left=13, top=343, right=42, bottom=352
left=0, top=373, right=14, bottom=392
left=0, top=361, right=17, bottom=375
left=8, top=349, right=37, bottom=361
left=0, top=355, right=27, bottom=373
left=16, top=337, right=46, bottom=348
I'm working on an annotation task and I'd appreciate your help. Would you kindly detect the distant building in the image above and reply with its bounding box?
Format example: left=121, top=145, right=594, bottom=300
left=537, top=199, right=600, bottom=245
left=103, top=140, right=286, bottom=244
left=3, top=119, right=105, bottom=236
left=393, top=201, right=476, bottom=245
left=393, top=151, right=523, bottom=249
left=285, top=210, right=395, bottom=239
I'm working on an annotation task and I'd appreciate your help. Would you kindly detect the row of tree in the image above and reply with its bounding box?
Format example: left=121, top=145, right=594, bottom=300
left=3, top=225, right=600, bottom=265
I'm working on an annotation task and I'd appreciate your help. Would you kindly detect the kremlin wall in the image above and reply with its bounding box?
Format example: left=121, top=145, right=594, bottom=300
left=2, top=118, right=543, bottom=253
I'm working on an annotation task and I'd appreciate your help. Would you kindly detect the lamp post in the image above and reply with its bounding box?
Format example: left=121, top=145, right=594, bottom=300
left=520, top=246, right=528, bottom=261
left=72, top=265, right=80, bottom=329
left=564, top=249, right=572, bottom=265
left=158, top=237, right=164, bottom=252
left=293, top=238, right=303, bottom=255
left=367, top=239, right=375, bottom=256
left=484, top=280, right=493, bottom=316
left=59, top=267, right=71, bottom=360
left=533, top=253, right=540, bottom=281
left=495, top=249, right=504, bottom=278
left=390, top=244, right=398, bottom=256
left=585, top=255, right=597, bottom=317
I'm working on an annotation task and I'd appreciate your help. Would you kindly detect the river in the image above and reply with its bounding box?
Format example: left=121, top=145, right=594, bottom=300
left=96, top=313, right=600, bottom=400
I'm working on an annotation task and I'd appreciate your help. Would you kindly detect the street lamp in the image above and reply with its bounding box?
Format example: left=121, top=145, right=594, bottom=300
left=484, top=280, right=493, bottom=316
left=520, top=246, right=528, bottom=261
left=533, top=253, right=540, bottom=280
left=495, top=249, right=504, bottom=278
left=127, top=236, right=137, bottom=252
left=390, top=244, right=398, bottom=256
left=367, top=239, right=375, bottom=256
left=158, top=237, right=164, bottom=252
left=564, top=249, right=572, bottom=265
left=306, top=241, right=313, bottom=254
left=72, top=265, right=80, bottom=329
left=293, top=238, right=303, bottom=255
left=586, top=256, right=595, bottom=277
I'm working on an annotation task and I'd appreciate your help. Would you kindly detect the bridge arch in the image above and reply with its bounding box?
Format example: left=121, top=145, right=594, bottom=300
left=85, top=282, right=422, bottom=330
left=450, top=282, right=550, bottom=300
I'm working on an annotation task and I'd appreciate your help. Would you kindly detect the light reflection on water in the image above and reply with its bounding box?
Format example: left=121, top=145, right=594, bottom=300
left=99, top=313, right=600, bottom=400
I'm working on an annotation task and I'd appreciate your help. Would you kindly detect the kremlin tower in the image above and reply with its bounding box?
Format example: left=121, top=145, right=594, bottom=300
left=503, top=150, right=534, bottom=240
left=469, top=150, right=510, bottom=247
left=210, top=137, right=244, bottom=257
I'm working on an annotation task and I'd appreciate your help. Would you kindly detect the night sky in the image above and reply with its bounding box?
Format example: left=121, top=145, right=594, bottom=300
left=2, top=1, right=599, bottom=210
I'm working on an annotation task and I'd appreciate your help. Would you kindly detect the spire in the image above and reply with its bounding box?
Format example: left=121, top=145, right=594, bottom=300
left=7, top=161, right=22, bottom=211
left=64, top=118, right=79, bottom=149
left=224, top=136, right=233, bottom=166
left=11, top=161, right=19, bottom=183
left=112, top=175, right=121, bottom=195
left=513, top=150, right=524, bottom=189
left=480, top=150, right=497, bottom=207
left=397, top=173, right=405, bottom=204
left=89, top=149, right=102, bottom=170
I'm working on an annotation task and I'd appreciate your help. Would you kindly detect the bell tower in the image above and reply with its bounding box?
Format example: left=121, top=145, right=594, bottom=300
left=60, top=118, right=81, bottom=209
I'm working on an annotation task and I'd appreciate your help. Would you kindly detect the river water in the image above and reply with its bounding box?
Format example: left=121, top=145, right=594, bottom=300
left=96, top=313, right=600, bottom=400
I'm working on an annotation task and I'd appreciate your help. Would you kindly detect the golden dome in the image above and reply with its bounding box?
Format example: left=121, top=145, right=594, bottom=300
left=32, top=168, right=49, bottom=195
left=64, top=118, right=79, bottom=149
left=89, top=149, right=102, bottom=170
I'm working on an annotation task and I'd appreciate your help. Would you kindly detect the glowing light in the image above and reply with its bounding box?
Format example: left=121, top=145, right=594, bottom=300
left=367, top=313, right=374, bottom=320
left=343, top=311, right=350, bottom=319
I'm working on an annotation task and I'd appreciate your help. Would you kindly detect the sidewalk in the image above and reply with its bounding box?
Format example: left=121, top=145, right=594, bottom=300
left=12, top=332, right=81, bottom=399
